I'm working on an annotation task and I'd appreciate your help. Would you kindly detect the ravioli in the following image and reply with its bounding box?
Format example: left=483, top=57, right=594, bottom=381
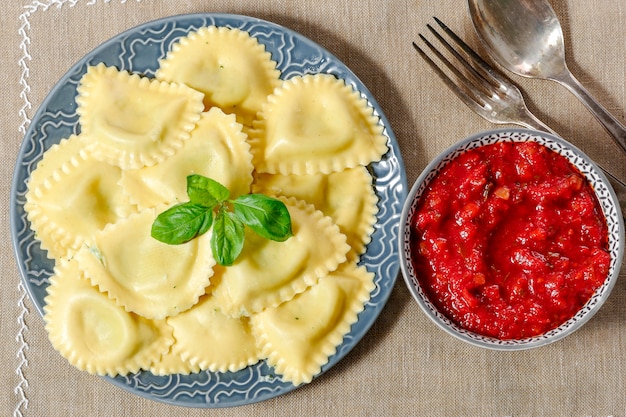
left=29, top=25, right=386, bottom=387
left=251, top=262, right=375, bottom=385
left=25, top=135, right=136, bottom=259
left=150, top=347, right=200, bottom=376
left=121, top=107, right=253, bottom=209
left=210, top=197, right=351, bottom=317
left=156, top=26, right=281, bottom=127
left=44, top=258, right=173, bottom=376
left=75, top=208, right=215, bottom=319
left=166, top=294, right=261, bottom=373
left=248, top=74, right=389, bottom=175
left=76, top=63, right=204, bottom=169
left=253, top=166, right=378, bottom=261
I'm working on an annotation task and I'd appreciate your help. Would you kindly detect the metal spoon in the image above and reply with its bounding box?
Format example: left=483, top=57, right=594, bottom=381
left=467, top=0, right=626, bottom=155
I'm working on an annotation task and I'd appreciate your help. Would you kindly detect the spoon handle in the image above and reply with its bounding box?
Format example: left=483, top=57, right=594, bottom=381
left=552, top=69, right=626, bottom=155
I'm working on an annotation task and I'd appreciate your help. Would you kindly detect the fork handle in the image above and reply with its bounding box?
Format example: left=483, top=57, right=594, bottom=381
left=552, top=68, right=626, bottom=156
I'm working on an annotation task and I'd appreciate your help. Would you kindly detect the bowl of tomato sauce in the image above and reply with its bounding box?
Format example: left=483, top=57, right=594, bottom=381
left=400, top=128, right=624, bottom=350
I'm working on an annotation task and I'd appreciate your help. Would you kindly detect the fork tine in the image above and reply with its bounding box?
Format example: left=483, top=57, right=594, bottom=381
left=424, top=23, right=499, bottom=96
left=412, top=41, right=489, bottom=116
left=432, top=17, right=510, bottom=91
left=414, top=21, right=500, bottom=116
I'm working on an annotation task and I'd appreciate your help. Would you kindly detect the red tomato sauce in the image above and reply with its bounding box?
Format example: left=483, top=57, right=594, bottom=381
left=411, top=141, right=610, bottom=339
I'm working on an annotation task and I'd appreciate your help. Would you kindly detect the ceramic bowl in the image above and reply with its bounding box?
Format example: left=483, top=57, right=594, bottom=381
left=399, top=128, right=624, bottom=350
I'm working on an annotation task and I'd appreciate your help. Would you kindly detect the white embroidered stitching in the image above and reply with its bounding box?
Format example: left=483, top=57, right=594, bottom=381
left=16, top=2, right=63, bottom=412
left=16, top=1, right=141, bottom=415
left=14, top=281, right=29, bottom=417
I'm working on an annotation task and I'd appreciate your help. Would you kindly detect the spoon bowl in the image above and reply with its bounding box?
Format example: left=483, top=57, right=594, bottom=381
left=467, top=0, right=626, bottom=154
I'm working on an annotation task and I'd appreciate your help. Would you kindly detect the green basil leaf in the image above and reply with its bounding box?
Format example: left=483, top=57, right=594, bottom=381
left=233, top=194, right=293, bottom=241
left=153, top=175, right=292, bottom=266
left=197, top=207, right=214, bottom=236
left=211, top=208, right=245, bottom=266
left=187, top=174, right=229, bottom=206
left=151, top=202, right=212, bottom=244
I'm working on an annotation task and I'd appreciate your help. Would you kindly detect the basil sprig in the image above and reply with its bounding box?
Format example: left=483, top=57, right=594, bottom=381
left=151, top=175, right=292, bottom=266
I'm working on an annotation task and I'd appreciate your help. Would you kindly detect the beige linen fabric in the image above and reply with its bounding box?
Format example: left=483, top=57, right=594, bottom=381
left=1, top=1, right=625, bottom=416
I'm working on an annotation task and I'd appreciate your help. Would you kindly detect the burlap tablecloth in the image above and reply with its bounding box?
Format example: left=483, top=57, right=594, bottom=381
left=2, top=1, right=625, bottom=416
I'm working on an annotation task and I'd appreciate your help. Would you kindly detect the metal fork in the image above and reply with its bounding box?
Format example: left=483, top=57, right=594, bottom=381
left=413, top=17, right=626, bottom=216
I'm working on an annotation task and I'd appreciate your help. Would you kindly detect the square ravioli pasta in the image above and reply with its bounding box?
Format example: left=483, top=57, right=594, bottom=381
left=156, top=26, right=281, bottom=127
left=75, top=208, right=216, bottom=320
left=253, top=166, right=379, bottom=262
left=161, top=294, right=262, bottom=374
left=120, top=107, right=254, bottom=210
left=25, top=134, right=137, bottom=260
left=77, top=63, right=205, bottom=170
left=248, top=74, right=389, bottom=175
left=251, top=262, right=375, bottom=385
left=44, top=258, right=174, bottom=376
left=209, top=197, right=351, bottom=317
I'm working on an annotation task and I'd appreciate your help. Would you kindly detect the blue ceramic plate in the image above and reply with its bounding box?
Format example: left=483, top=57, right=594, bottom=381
left=10, top=14, right=407, bottom=408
